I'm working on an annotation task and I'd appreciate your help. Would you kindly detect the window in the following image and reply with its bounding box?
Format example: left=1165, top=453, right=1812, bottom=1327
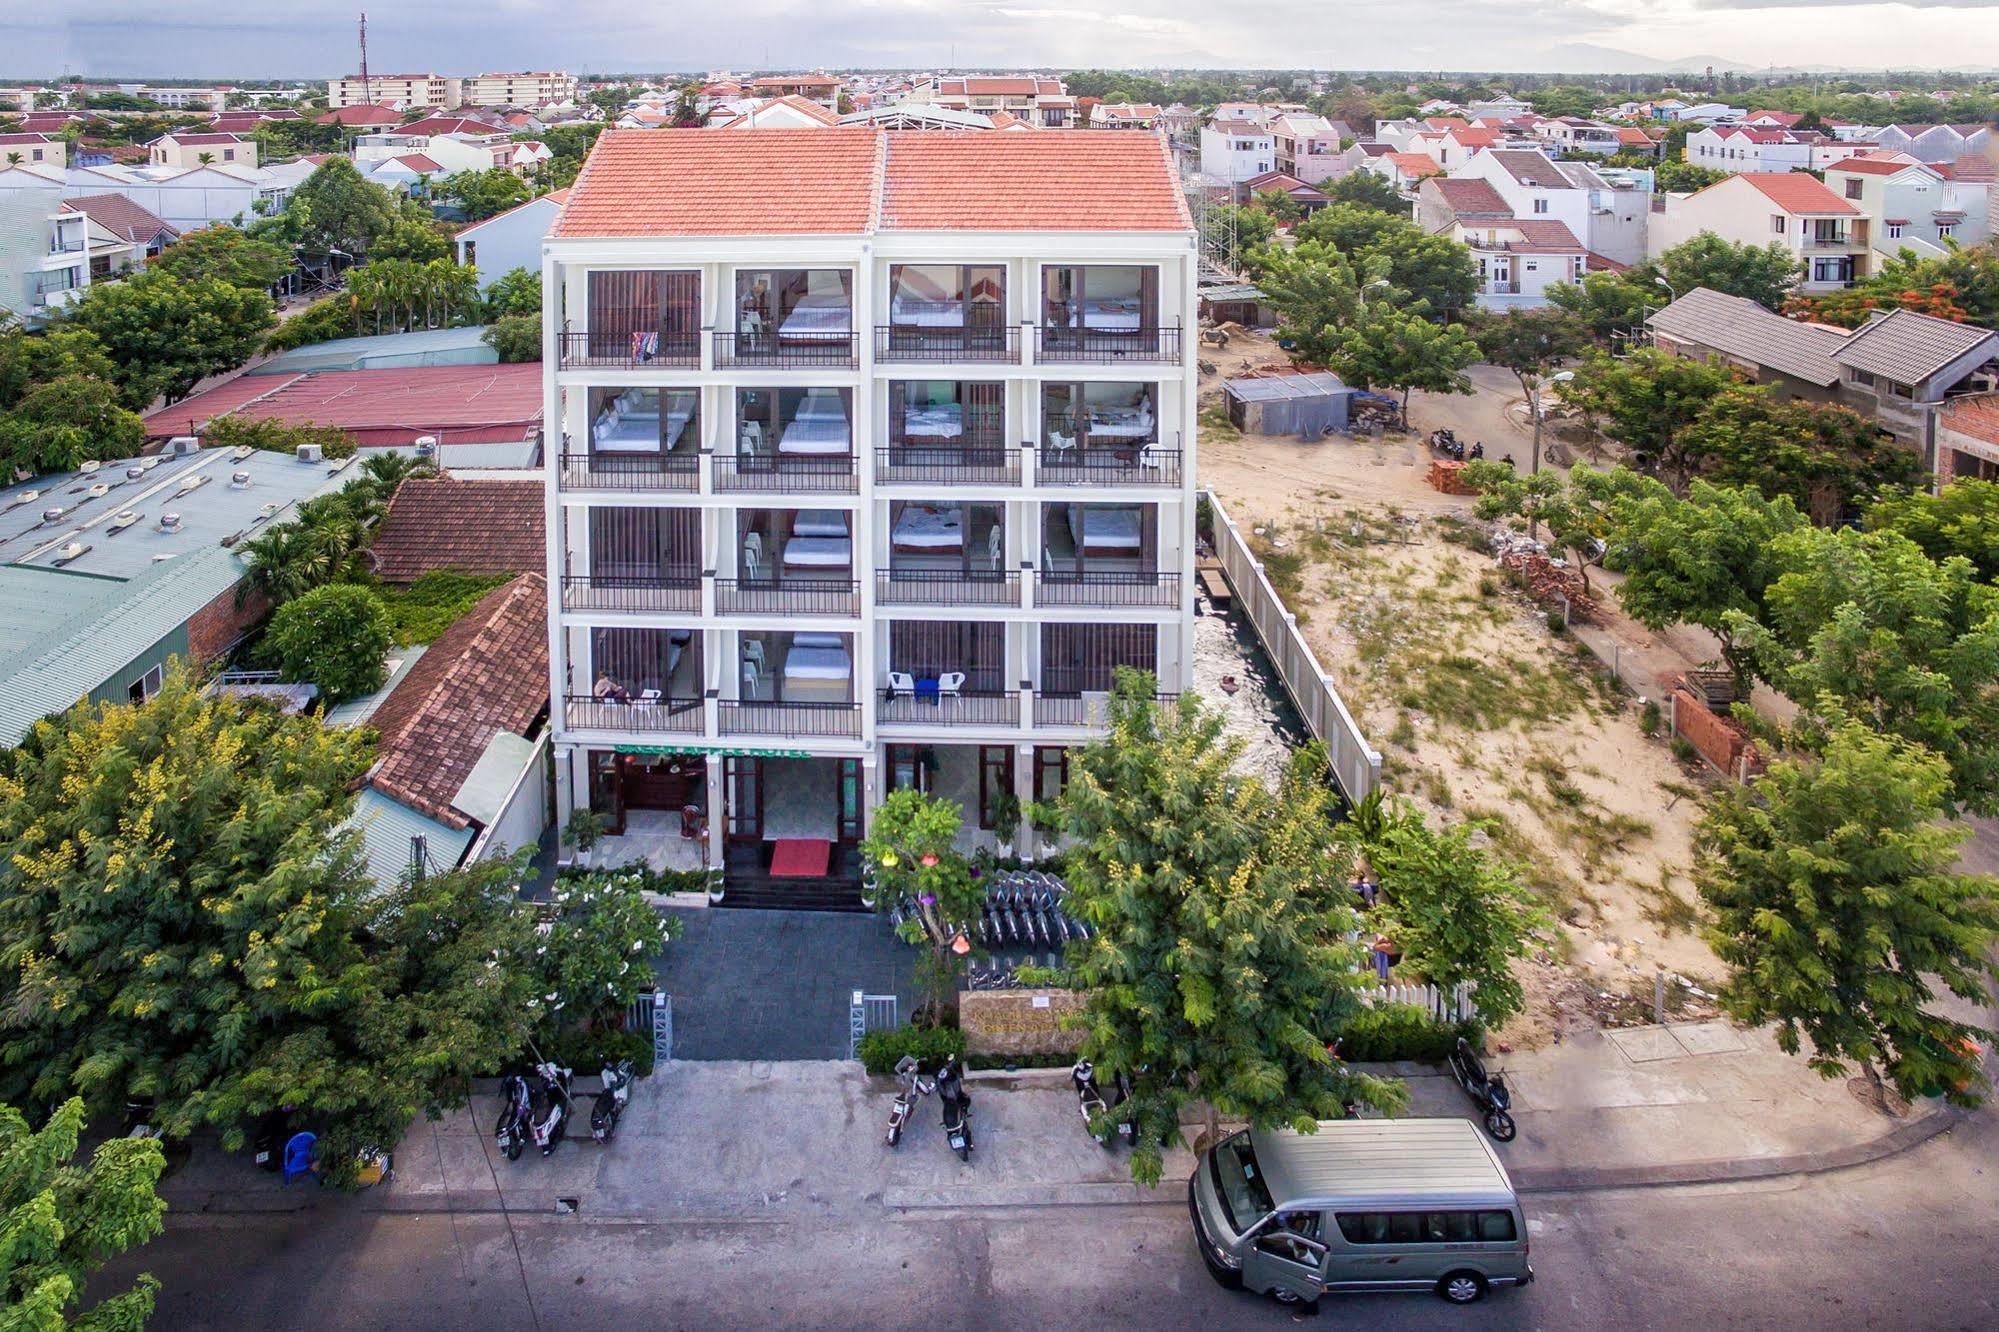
left=1254, top=1211, right=1327, bottom=1265
left=463, top=239, right=476, bottom=267
left=1772, top=214, right=1786, bottom=234
left=1208, top=1133, right=1274, bottom=1233
left=1887, top=223, right=1904, bottom=239
left=223, top=148, right=235, bottom=161
left=1033, top=746, right=1069, bottom=803
left=1531, top=197, right=1548, bottom=214
left=1523, top=260, right=1538, bottom=272
left=127, top=664, right=164, bottom=704
left=1844, top=178, right=1863, bottom=200
left=1335, top=1210, right=1519, bottom=1244
left=1938, top=222, right=1957, bottom=239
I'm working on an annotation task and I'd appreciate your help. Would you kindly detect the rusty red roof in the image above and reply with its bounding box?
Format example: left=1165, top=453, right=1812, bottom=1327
left=142, top=364, right=543, bottom=447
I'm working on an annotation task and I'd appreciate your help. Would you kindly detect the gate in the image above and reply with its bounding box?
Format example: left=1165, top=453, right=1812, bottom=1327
left=849, top=990, right=898, bottom=1059
left=627, top=989, right=673, bottom=1065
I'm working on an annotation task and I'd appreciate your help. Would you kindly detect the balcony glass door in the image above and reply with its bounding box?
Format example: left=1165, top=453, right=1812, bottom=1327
left=1041, top=623, right=1157, bottom=696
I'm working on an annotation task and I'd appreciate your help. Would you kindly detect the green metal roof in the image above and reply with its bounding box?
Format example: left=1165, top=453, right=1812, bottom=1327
left=345, top=788, right=475, bottom=891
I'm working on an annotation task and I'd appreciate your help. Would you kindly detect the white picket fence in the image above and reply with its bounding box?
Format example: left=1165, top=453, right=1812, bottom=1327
left=1205, top=490, right=1382, bottom=802
left=1356, top=981, right=1479, bottom=1025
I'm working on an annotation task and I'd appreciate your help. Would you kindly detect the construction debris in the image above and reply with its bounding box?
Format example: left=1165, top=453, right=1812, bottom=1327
left=1427, top=459, right=1476, bottom=495
left=1498, top=550, right=1600, bottom=623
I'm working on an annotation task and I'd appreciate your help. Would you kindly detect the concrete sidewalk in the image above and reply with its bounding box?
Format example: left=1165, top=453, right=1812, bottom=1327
left=154, top=1016, right=1977, bottom=1221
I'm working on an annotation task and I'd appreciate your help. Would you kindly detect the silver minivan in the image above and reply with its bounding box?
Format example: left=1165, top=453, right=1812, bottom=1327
left=1189, top=1118, right=1533, bottom=1306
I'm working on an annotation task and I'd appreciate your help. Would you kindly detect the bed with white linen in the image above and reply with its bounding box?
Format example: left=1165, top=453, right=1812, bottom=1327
left=778, top=294, right=852, bottom=343
left=902, top=401, right=963, bottom=441
left=593, top=392, right=696, bottom=452
left=1067, top=506, right=1144, bottom=557
left=781, top=536, right=852, bottom=571
left=1083, top=400, right=1155, bottom=442
left=890, top=295, right=966, bottom=329
left=781, top=632, right=853, bottom=702
left=891, top=505, right=964, bottom=554
left=1079, top=295, right=1143, bottom=332
left=780, top=415, right=851, bottom=456
left=791, top=510, right=850, bottom=540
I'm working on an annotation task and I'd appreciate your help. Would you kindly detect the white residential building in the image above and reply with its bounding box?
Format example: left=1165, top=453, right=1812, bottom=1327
left=1415, top=177, right=1590, bottom=310
left=913, top=77, right=1075, bottom=128
left=1684, top=125, right=1812, bottom=174
left=461, top=72, right=579, bottom=108
left=455, top=188, right=569, bottom=290
left=539, top=128, right=1198, bottom=884
left=0, top=133, right=65, bottom=169
left=0, top=162, right=303, bottom=233
left=0, top=196, right=149, bottom=326
left=1649, top=172, right=1870, bottom=290
left=1825, top=156, right=1990, bottom=262
left=147, top=132, right=257, bottom=171
left=328, top=73, right=462, bottom=111
left=1452, top=149, right=1650, bottom=268
left=1537, top=117, right=1622, bottom=155
left=1198, top=124, right=1275, bottom=185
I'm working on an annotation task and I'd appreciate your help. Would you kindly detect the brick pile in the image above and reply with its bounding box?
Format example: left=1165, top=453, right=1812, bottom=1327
left=1428, top=459, right=1476, bottom=494
left=1499, top=550, right=1600, bottom=623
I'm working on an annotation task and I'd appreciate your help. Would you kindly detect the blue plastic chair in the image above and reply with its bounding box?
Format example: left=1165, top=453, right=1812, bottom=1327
left=282, top=1131, right=318, bottom=1185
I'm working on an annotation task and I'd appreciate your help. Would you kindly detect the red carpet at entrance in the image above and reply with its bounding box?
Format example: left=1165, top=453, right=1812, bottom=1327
left=768, top=838, right=832, bottom=878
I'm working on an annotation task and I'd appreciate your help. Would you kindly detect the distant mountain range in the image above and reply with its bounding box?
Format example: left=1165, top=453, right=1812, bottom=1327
left=1547, top=42, right=1999, bottom=77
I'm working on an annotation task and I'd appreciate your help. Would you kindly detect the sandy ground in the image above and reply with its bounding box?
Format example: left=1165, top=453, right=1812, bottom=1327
left=1200, top=331, right=1724, bottom=1047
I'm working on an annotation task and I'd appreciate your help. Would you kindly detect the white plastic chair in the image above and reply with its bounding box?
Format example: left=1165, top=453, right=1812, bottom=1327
left=986, top=526, right=1004, bottom=571
left=741, top=660, right=764, bottom=698
left=742, top=532, right=764, bottom=580
left=1047, top=429, right=1077, bottom=456
left=937, top=671, right=966, bottom=697
left=742, top=638, right=767, bottom=672
left=887, top=671, right=915, bottom=697
left=1138, top=443, right=1163, bottom=470
left=740, top=419, right=765, bottom=454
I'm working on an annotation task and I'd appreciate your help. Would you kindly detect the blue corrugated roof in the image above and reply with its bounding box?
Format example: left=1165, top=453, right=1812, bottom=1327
left=346, top=788, right=474, bottom=890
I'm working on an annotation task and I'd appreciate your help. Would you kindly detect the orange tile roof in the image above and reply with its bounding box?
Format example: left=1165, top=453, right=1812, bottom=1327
left=554, top=128, right=1191, bottom=237
left=1736, top=171, right=1860, bottom=215
left=1386, top=151, right=1444, bottom=178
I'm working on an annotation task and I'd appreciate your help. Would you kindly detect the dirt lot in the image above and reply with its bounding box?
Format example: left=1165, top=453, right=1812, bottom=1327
left=1200, top=331, right=1724, bottom=1046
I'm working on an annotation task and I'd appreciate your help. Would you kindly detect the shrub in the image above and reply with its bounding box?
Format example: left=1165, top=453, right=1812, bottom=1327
left=1638, top=699, right=1662, bottom=737
left=483, top=313, right=541, bottom=363
left=1336, top=1002, right=1485, bottom=1063
left=856, top=1024, right=967, bottom=1077
left=1545, top=610, right=1568, bottom=635
left=537, top=1025, right=656, bottom=1079
left=267, top=583, right=390, bottom=702
left=966, top=1050, right=1075, bottom=1071
left=1670, top=737, right=1700, bottom=767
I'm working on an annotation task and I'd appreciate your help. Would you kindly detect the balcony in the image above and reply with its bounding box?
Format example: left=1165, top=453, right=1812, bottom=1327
left=556, top=330, right=701, bottom=370
left=1033, top=690, right=1178, bottom=727
left=1033, top=570, right=1181, bottom=609
left=874, top=445, right=1019, bottom=486
left=558, top=451, right=700, bottom=493
left=714, top=577, right=861, bottom=617
left=1037, top=445, right=1182, bottom=487
left=877, top=689, right=1021, bottom=726
left=713, top=329, right=857, bottom=369
left=564, top=694, right=704, bottom=734
left=876, top=568, right=1021, bottom=608
left=712, top=452, right=858, bottom=495
left=718, top=699, right=861, bottom=738
left=560, top=575, right=701, bottom=614
left=1034, top=324, right=1181, bottom=365
left=874, top=324, right=1020, bottom=365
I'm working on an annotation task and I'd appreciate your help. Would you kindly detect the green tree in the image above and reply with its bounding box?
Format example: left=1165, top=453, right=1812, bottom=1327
left=1678, top=389, right=1922, bottom=524
left=199, top=413, right=354, bottom=460
left=260, top=295, right=353, bottom=353
left=0, top=1097, right=165, bottom=1330
left=1863, top=478, right=1999, bottom=582
left=344, top=258, right=481, bottom=334
left=482, top=267, right=542, bottom=320
left=0, top=374, right=146, bottom=479
left=1255, top=239, right=1376, bottom=364
left=1252, top=187, right=1303, bottom=225
left=1321, top=168, right=1410, bottom=214
left=0, top=327, right=118, bottom=408
left=1696, top=724, right=1999, bottom=1106
left=1556, top=347, right=1745, bottom=487
left=267, top=582, right=391, bottom=700
left=1606, top=479, right=1810, bottom=692
left=288, top=157, right=398, bottom=258
left=1202, top=202, right=1277, bottom=271
left=1652, top=158, right=1729, bottom=193
left=1471, top=306, right=1588, bottom=475
left=1753, top=527, right=1999, bottom=815
left=1471, top=461, right=1670, bottom=591
left=482, top=314, right=541, bottom=363
left=63, top=271, right=276, bottom=407
left=861, top=788, right=985, bottom=1024
left=443, top=168, right=532, bottom=222
left=1047, top=676, right=1406, bottom=1185
left=1654, top=233, right=1801, bottom=310
left=529, top=869, right=676, bottom=1037
left=1372, top=230, right=1480, bottom=318
left=1294, top=200, right=1416, bottom=255
left=1328, top=300, right=1479, bottom=417
left=367, top=216, right=453, bottom=263
left=1545, top=269, right=1666, bottom=345
left=145, top=224, right=290, bottom=291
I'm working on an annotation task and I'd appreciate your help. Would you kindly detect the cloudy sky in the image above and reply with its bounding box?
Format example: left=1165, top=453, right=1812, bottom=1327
left=5, top=0, right=1997, bottom=79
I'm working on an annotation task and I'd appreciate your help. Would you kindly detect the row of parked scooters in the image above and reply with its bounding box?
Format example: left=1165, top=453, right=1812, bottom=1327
left=882, top=1055, right=1142, bottom=1163
left=493, top=1058, right=636, bottom=1160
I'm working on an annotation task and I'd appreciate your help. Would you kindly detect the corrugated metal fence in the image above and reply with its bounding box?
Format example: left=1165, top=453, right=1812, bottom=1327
left=1205, top=490, right=1382, bottom=803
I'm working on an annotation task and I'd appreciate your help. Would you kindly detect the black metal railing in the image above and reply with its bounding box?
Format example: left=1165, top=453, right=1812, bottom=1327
left=558, top=451, right=700, bottom=492
left=1033, top=570, right=1181, bottom=608
left=1033, top=690, right=1178, bottom=727
left=560, top=575, right=702, bottom=613
left=712, top=452, right=858, bottom=494
left=556, top=329, right=702, bottom=369
left=874, top=324, right=1021, bottom=364
left=873, top=445, right=1018, bottom=486
left=714, top=578, right=861, bottom=617
left=875, top=568, right=1021, bottom=608
left=713, top=329, right=858, bottom=368
left=1034, top=324, right=1181, bottom=364
left=877, top=689, right=1020, bottom=726
left=718, top=699, right=861, bottom=738
left=1038, top=446, right=1182, bottom=486
left=564, top=694, right=705, bottom=733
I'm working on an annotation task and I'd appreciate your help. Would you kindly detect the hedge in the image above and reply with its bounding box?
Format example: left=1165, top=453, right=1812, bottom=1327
left=856, top=1025, right=967, bottom=1077
left=1336, top=1002, right=1485, bottom=1063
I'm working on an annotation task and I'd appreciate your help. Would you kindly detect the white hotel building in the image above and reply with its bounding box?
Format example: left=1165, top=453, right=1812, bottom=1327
left=541, top=128, right=1198, bottom=895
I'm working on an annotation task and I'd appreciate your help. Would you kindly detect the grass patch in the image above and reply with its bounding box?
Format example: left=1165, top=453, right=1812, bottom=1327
left=371, top=570, right=516, bottom=645
left=1197, top=403, right=1242, bottom=440
left=1465, top=802, right=1595, bottom=926
left=1639, top=866, right=1703, bottom=936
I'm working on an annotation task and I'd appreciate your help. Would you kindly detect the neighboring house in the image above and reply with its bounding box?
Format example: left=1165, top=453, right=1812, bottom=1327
left=358, top=153, right=448, bottom=193
left=1684, top=125, right=1812, bottom=174
left=1614, top=127, right=1661, bottom=158
left=1451, top=149, right=1649, bottom=268
left=1648, top=172, right=1868, bottom=290
left=1872, top=123, right=1992, bottom=164
left=917, top=77, right=1074, bottom=128
left=709, top=96, right=842, bottom=130
left=460, top=72, right=580, bottom=108
left=330, top=575, right=552, bottom=890
left=316, top=103, right=404, bottom=130
left=1240, top=171, right=1328, bottom=213
left=0, top=445, right=346, bottom=747
left=354, top=129, right=505, bottom=176
left=366, top=479, right=547, bottom=583
left=60, top=193, right=179, bottom=263
left=1824, top=156, right=1990, bottom=261
left=748, top=75, right=842, bottom=110
left=455, top=187, right=570, bottom=290
left=1198, top=123, right=1275, bottom=185
left=1089, top=103, right=1161, bottom=130
left=0, top=133, right=64, bottom=168
left=1539, top=117, right=1622, bottom=155
left=19, top=161, right=302, bottom=232
left=1935, top=393, right=1999, bottom=483
left=1367, top=150, right=1446, bottom=192
left=1647, top=286, right=1849, bottom=402
left=146, top=132, right=256, bottom=170
left=1668, top=102, right=1747, bottom=124
left=539, top=126, right=1199, bottom=879
left=0, top=194, right=155, bottom=325
left=327, top=73, right=461, bottom=111
left=1417, top=177, right=1588, bottom=309
left=141, top=363, right=544, bottom=448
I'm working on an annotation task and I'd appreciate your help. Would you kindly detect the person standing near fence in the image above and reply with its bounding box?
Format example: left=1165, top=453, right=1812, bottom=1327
left=1370, top=933, right=1394, bottom=981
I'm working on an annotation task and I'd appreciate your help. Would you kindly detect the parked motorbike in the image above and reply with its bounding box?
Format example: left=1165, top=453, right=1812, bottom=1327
left=590, top=1059, right=635, bottom=1145
left=1429, top=428, right=1466, bottom=460
left=1104, top=1068, right=1139, bottom=1147
left=935, top=1054, right=975, bottom=1162
left=529, top=1061, right=575, bottom=1157
left=1448, top=1037, right=1516, bottom=1141
left=1070, top=1059, right=1114, bottom=1147
left=494, top=1073, right=533, bottom=1162
left=885, top=1055, right=933, bottom=1148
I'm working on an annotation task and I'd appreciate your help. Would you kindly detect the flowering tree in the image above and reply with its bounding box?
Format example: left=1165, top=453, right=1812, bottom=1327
left=861, top=789, right=986, bottom=1024
left=530, top=869, right=676, bottom=1036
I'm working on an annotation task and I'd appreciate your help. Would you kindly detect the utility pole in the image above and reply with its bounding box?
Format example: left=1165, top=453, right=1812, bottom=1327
left=358, top=11, right=372, bottom=106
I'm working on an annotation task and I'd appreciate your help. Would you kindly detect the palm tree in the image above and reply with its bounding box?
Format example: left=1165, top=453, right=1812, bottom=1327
left=4, top=153, right=21, bottom=167
left=197, top=151, right=215, bottom=166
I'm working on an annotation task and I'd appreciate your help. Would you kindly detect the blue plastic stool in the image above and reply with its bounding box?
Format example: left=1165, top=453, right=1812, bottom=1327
left=282, top=1131, right=317, bottom=1185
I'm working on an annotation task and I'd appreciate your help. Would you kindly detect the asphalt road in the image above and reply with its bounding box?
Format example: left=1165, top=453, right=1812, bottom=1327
left=101, top=1102, right=1999, bottom=1332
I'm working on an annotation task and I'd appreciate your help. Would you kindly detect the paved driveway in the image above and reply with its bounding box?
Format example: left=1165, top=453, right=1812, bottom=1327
left=656, top=907, right=919, bottom=1060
